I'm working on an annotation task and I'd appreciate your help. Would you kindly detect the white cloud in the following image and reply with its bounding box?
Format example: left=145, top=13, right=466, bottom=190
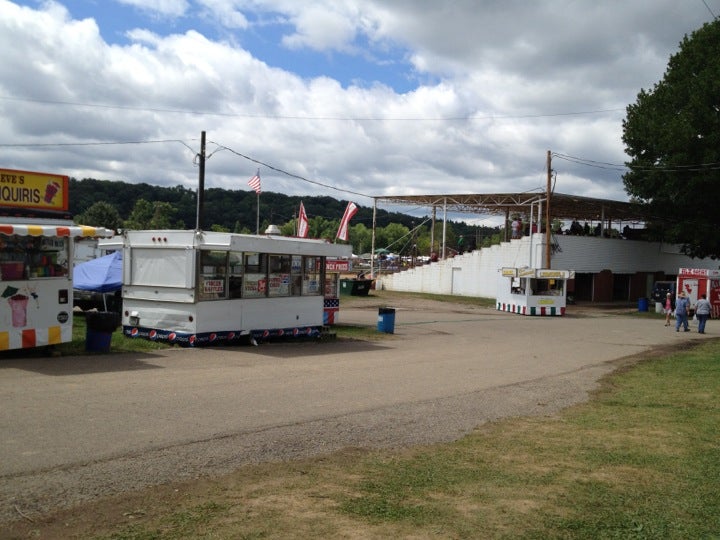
left=195, top=0, right=249, bottom=29
left=116, top=0, right=190, bottom=18
left=281, top=5, right=358, bottom=51
left=0, top=0, right=715, bottom=211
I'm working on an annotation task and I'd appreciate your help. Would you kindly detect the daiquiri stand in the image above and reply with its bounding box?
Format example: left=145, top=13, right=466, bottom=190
left=496, top=267, right=575, bottom=316
left=0, top=168, right=114, bottom=351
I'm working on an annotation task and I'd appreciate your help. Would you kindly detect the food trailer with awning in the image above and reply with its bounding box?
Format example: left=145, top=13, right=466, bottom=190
left=0, top=168, right=114, bottom=351
left=496, top=267, right=575, bottom=316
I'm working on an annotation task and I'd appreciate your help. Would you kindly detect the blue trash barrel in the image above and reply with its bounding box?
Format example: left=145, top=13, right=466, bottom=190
left=638, top=297, right=649, bottom=312
left=86, top=329, right=113, bottom=352
left=377, top=307, right=396, bottom=333
left=85, top=311, right=120, bottom=352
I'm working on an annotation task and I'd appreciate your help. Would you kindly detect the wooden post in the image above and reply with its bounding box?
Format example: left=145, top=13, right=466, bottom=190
left=545, top=150, right=552, bottom=269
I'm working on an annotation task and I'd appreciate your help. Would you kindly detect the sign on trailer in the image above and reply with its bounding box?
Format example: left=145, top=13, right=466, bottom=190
left=0, top=168, right=69, bottom=212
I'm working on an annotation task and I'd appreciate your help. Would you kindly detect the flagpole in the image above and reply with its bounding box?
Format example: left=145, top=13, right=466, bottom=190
left=255, top=192, right=260, bottom=234
left=247, top=169, right=262, bottom=234
left=371, top=199, right=377, bottom=278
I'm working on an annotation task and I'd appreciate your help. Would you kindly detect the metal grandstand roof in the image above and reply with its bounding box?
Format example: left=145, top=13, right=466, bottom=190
left=375, top=192, right=648, bottom=222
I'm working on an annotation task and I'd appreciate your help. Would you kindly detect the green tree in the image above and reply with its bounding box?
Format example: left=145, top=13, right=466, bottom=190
left=124, top=199, right=177, bottom=230
left=381, top=223, right=411, bottom=252
left=622, top=19, right=720, bottom=258
left=74, top=201, right=122, bottom=231
left=349, top=223, right=372, bottom=254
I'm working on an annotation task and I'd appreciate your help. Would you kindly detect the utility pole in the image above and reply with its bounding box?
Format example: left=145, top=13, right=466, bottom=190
left=545, top=150, right=552, bottom=269
left=196, top=131, right=206, bottom=230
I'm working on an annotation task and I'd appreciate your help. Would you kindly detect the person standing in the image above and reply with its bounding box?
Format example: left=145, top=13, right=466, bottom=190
left=695, top=293, right=711, bottom=334
left=664, top=292, right=674, bottom=326
left=675, top=292, right=691, bottom=332
left=511, top=217, right=521, bottom=239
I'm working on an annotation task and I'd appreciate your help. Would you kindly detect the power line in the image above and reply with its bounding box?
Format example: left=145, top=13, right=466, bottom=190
left=702, top=0, right=718, bottom=19
left=0, top=138, right=197, bottom=154
left=552, top=152, right=720, bottom=173
left=0, top=95, right=624, bottom=122
left=209, top=141, right=372, bottom=200
left=0, top=135, right=371, bottom=200
left=552, top=153, right=627, bottom=171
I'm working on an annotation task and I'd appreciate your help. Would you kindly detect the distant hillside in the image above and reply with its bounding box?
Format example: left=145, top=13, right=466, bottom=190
left=69, top=178, right=500, bottom=240
left=71, top=178, right=407, bottom=230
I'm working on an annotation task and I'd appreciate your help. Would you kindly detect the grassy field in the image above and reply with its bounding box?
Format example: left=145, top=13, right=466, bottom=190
left=11, top=333, right=719, bottom=538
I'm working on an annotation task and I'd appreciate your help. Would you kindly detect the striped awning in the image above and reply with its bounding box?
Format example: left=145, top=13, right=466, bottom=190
left=0, top=224, right=115, bottom=238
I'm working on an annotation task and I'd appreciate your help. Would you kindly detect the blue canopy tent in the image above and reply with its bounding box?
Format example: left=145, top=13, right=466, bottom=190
left=73, top=251, right=122, bottom=310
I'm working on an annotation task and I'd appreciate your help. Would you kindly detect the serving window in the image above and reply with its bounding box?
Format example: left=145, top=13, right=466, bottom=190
left=268, top=255, right=291, bottom=297
left=228, top=251, right=243, bottom=299
left=529, top=278, right=564, bottom=296
left=243, top=252, right=268, bottom=298
left=508, top=277, right=564, bottom=296
left=0, top=235, right=70, bottom=281
left=199, top=250, right=228, bottom=300
left=303, top=256, right=323, bottom=295
left=197, top=250, right=324, bottom=300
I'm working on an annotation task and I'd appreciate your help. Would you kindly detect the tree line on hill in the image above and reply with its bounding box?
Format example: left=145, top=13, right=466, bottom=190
left=70, top=178, right=502, bottom=256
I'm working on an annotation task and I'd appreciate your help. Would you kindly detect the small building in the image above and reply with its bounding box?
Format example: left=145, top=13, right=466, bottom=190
left=497, top=267, right=574, bottom=316
left=373, top=192, right=720, bottom=304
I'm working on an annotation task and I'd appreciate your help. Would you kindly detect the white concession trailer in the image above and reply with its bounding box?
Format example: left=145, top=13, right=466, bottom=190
left=496, top=267, right=575, bottom=316
left=120, top=229, right=352, bottom=346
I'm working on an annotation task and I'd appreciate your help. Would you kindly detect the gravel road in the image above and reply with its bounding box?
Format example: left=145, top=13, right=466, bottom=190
left=0, top=294, right=700, bottom=525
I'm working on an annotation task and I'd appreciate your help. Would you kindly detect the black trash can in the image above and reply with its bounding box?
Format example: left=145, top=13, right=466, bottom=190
left=377, top=307, right=396, bottom=333
left=85, top=311, right=120, bottom=352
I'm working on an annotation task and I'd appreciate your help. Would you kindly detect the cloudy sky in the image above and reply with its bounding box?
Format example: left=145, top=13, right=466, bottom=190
left=0, top=0, right=717, bottom=222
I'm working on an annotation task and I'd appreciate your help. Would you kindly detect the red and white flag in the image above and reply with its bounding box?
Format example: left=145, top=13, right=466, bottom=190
left=247, top=170, right=261, bottom=194
left=336, top=201, right=358, bottom=241
left=297, top=202, right=309, bottom=238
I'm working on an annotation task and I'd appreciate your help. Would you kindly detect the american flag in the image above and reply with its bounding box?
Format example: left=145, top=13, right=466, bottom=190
left=247, top=170, right=261, bottom=194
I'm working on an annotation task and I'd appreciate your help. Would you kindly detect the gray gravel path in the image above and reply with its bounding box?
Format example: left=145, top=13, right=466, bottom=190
left=0, top=296, right=703, bottom=524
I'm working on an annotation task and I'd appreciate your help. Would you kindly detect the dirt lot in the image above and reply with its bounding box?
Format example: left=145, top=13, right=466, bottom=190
left=0, top=292, right=701, bottom=537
